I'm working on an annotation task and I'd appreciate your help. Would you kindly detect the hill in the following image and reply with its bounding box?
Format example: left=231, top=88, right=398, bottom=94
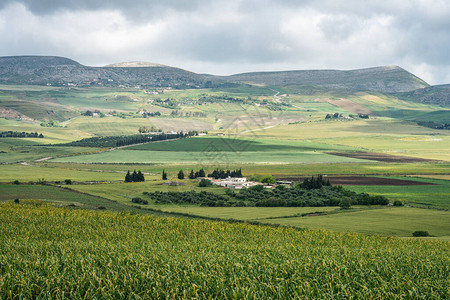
left=394, top=84, right=450, bottom=107
left=0, top=56, right=205, bottom=88
left=225, top=66, right=429, bottom=93
left=0, top=56, right=429, bottom=93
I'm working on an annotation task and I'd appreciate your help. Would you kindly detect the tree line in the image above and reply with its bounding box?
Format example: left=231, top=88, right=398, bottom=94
left=0, top=131, right=44, bottom=138
left=208, top=168, right=243, bottom=179
left=59, top=131, right=198, bottom=147
left=141, top=183, right=388, bottom=207
left=125, top=170, right=145, bottom=182
left=301, top=175, right=331, bottom=190
left=169, top=168, right=244, bottom=180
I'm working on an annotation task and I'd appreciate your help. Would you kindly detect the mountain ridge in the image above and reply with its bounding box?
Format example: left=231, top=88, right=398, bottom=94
left=0, top=55, right=430, bottom=93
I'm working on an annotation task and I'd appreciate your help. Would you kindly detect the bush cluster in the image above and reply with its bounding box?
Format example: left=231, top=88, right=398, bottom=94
left=143, top=184, right=388, bottom=207
left=59, top=132, right=197, bottom=147
left=0, top=131, right=44, bottom=138
left=131, top=197, right=148, bottom=205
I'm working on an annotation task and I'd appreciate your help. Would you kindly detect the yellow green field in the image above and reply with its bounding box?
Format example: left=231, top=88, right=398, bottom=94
left=0, top=201, right=448, bottom=298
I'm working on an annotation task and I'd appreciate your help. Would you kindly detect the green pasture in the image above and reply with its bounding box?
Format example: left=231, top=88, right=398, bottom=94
left=65, top=116, right=157, bottom=136
left=0, top=184, right=129, bottom=211
left=249, top=118, right=447, bottom=140
left=41, top=161, right=450, bottom=177
left=0, top=98, right=77, bottom=121
left=0, top=145, right=103, bottom=164
left=0, top=118, right=90, bottom=144
left=153, top=206, right=337, bottom=220
left=0, top=84, right=59, bottom=92
left=407, top=110, right=450, bottom=123
left=150, top=117, right=213, bottom=132
left=127, top=136, right=355, bottom=152
left=346, top=177, right=450, bottom=210
left=319, top=134, right=450, bottom=161
left=0, top=164, right=124, bottom=182
left=263, top=207, right=450, bottom=239
left=49, top=87, right=145, bottom=111
left=51, top=149, right=368, bottom=164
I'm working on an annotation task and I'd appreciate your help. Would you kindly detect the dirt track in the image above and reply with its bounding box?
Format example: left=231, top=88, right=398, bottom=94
left=276, top=176, right=437, bottom=186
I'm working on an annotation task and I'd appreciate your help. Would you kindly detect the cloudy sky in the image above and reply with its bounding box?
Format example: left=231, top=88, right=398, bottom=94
left=0, top=0, right=449, bottom=84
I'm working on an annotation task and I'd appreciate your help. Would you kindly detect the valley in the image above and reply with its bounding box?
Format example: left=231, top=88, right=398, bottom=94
left=0, top=56, right=449, bottom=298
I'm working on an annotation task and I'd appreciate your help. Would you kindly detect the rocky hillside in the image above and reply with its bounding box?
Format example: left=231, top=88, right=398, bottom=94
left=0, top=56, right=430, bottom=93
left=225, top=66, right=429, bottom=93
left=0, top=56, right=205, bottom=88
left=394, top=84, right=450, bottom=107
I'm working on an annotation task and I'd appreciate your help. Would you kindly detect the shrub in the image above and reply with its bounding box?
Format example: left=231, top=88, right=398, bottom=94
left=14, top=198, right=20, bottom=204
left=64, top=179, right=72, bottom=185
left=13, top=180, right=20, bottom=185
left=132, top=197, right=144, bottom=204
left=198, top=179, right=212, bottom=187
left=261, top=175, right=276, bottom=184
left=393, top=200, right=403, bottom=206
left=412, top=231, right=430, bottom=237
left=340, top=198, right=352, bottom=209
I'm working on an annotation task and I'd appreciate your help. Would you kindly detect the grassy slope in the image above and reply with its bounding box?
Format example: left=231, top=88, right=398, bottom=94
left=263, top=207, right=450, bottom=239
left=346, top=177, right=450, bottom=210
left=0, top=164, right=124, bottom=182
left=0, top=185, right=131, bottom=211
left=0, top=202, right=448, bottom=298
left=51, top=149, right=368, bottom=164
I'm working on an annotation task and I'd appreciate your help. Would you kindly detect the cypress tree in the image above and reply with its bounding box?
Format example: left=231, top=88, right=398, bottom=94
left=178, top=170, right=185, bottom=180
left=189, top=170, right=195, bottom=179
left=162, top=170, right=167, bottom=180
left=125, top=171, right=132, bottom=182
left=137, top=170, right=145, bottom=182
left=132, top=170, right=138, bottom=182
left=199, top=168, right=206, bottom=177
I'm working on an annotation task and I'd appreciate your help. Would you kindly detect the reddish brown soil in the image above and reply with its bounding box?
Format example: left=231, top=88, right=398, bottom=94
left=326, top=151, right=439, bottom=163
left=276, top=176, right=437, bottom=186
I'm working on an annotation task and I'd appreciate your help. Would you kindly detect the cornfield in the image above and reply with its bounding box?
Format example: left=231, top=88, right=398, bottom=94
left=0, top=201, right=448, bottom=298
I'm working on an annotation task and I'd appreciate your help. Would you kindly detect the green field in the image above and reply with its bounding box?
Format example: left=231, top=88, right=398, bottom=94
left=0, top=185, right=130, bottom=211
left=51, top=136, right=373, bottom=164
left=52, top=149, right=369, bottom=164
left=346, top=177, right=450, bottom=210
left=0, top=202, right=448, bottom=298
left=264, top=207, right=450, bottom=239
left=0, top=164, right=125, bottom=182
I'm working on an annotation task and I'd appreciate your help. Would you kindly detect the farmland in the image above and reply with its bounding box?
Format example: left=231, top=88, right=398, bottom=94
left=0, top=201, right=448, bottom=298
left=1, top=69, right=450, bottom=298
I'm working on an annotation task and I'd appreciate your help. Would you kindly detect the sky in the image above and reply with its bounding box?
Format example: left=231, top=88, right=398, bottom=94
left=0, top=0, right=449, bottom=84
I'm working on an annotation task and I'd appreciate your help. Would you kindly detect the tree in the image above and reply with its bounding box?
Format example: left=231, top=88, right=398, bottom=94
left=125, top=171, right=132, bottom=182
left=137, top=170, right=145, bottom=182
left=261, top=175, right=276, bottom=184
left=198, top=168, right=206, bottom=177
left=132, top=170, right=138, bottom=182
left=162, top=170, right=167, bottom=180
left=177, top=170, right=185, bottom=180
left=339, top=198, right=352, bottom=209
left=189, top=170, right=195, bottom=179
left=199, top=179, right=212, bottom=187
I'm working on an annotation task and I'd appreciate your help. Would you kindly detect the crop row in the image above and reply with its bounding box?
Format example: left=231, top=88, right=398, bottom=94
left=0, top=201, right=448, bottom=298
